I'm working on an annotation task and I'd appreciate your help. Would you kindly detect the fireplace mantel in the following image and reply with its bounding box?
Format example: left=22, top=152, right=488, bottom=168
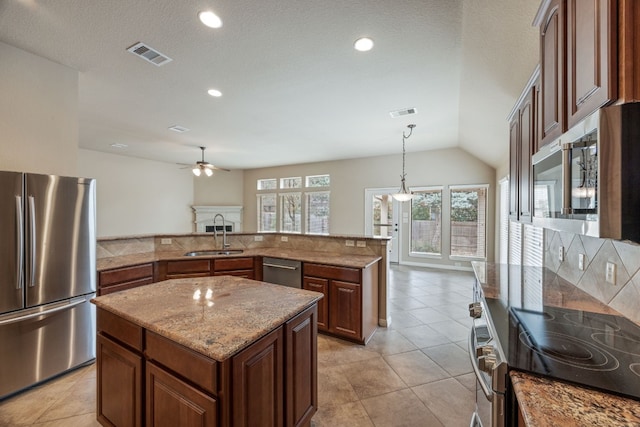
left=192, top=205, right=243, bottom=233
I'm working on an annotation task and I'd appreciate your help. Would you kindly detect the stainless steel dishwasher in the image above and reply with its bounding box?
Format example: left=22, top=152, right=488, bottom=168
left=262, top=257, right=302, bottom=288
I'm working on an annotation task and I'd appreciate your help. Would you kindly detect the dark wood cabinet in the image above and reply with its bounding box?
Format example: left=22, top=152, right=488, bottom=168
left=214, top=257, right=255, bottom=280
left=160, top=259, right=212, bottom=280
left=232, top=327, right=284, bottom=427
left=539, top=0, right=565, bottom=147
left=508, top=118, right=520, bottom=219
left=284, top=306, right=318, bottom=427
left=98, top=263, right=154, bottom=295
left=303, top=262, right=378, bottom=344
left=146, top=362, right=217, bottom=427
left=97, top=334, right=143, bottom=427
left=302, top=277, right=328, bottom=331
left=566, top=0, right=617, bottom=129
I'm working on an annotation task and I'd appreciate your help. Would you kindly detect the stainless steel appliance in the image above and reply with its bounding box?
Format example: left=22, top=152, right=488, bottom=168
left=532, top=103, right=640, bottom=242
left=469, top=288, right=508, bottom=427
left=0, top=171, right=96, bottom=400
left=262, top=257, right=302, bottom=288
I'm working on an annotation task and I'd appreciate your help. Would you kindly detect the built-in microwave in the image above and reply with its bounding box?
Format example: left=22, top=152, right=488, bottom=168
left=531, top=103, right=640, bottom=242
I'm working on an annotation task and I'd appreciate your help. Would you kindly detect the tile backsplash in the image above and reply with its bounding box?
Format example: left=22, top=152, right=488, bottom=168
left=543, top=228, right=640, bottom=325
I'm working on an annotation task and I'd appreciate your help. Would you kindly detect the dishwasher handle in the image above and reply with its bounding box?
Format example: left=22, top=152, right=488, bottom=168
left=263, top=262, right=298, bottom=270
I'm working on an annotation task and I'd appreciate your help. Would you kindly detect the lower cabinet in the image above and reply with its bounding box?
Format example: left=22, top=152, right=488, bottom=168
left=303, top=262, right=378, bottom=344
left=214, top=257, right=256, bottom=280
left=96, top=304, right=318, bottom=427
left=98, top=263, right=154, bottom=296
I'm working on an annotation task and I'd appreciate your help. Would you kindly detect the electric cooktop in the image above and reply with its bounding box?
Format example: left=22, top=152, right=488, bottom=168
left=507, top=305, right=640, bottom=400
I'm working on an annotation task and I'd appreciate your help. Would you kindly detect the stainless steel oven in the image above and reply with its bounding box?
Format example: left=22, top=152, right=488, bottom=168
left=468, top=289, right=508, bottom=427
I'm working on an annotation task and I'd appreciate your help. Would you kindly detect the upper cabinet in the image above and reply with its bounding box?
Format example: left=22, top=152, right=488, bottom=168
left=535, top=0, right=617, bottom=148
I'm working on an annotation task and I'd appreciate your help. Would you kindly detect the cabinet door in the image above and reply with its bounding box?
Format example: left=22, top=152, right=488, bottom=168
left=146, top=362, right=217, bottom=427
left=302, top=277, right=329, bottom=331
left=232, top=327, right=284, bottom=427
left=164, top=259, right=212, bottom=279
left=285, top=305, right=318, bottom=427
left=540, top=0, right=565, bottom=146
left=518, top=87, right=534, bottom=223
left=509, top=117, right=520, bottom=220
left=97, top=334, right=143, bottom=427
left=329, top=280, right=362, bottom=340
left=566, top=0, right=616, bottom=128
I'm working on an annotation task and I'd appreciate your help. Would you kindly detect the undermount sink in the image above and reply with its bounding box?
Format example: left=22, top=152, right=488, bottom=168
left=184, top=250, right=244, bottom=256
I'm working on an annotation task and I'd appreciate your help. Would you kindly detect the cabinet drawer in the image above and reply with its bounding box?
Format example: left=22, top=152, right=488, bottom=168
left=146, top=331, right=218, bottom=395
left=98, top=277, right=154, bottom=295
left=97, top=308, right=144, bottom=352
left=166, top=259, right=212, bottom=275
left=99, top=263, right=154, bottom=287
left=303, top=263, right=360, bottom=283
left=215, top=257, right=254, bottom=271
left=213, top=270, right=254, bottom=279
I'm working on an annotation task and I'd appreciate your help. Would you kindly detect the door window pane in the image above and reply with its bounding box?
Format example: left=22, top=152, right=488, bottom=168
left=372, top=194, right=393, bottom=237
left=257, top=194, right=277, bottom=232
left=410, top=189, right=442, bottom=255
left=306, top=191, right=330, bottom=234
left=280, top=193, right=302, bottom=233
left=450, top=186, right=487, bottom=258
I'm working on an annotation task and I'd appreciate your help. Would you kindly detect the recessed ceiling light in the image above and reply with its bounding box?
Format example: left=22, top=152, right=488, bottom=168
left=111, top=143, right=128, bottom=149
left=199, top=11, right=222, bottom=28
left=354, top=37, right=374, bottom=52
left=207, top=89, right=222, bottom=97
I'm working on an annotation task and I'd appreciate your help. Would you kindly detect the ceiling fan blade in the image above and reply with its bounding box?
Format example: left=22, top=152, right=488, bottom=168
left=205, top=164, right=230, bottom=172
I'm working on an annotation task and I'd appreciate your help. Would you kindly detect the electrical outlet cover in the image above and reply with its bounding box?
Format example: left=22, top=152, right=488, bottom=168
left=606, top=262, right=617, bottom=285
left=356, top=241, right=366, bottom=247
left=559, top=246, right=564, bottom=262
left=254, top=235, right=264, bottom=241
left=345, top=240, right=355, bottom=247
left=578, top=254, right=585, bottom=271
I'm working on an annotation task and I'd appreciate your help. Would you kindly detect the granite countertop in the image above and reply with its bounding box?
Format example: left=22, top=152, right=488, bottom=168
left=91, top=275, right=323, bottom=361
left=97, top=248, right=381, bottom=271
left=510, top=371, right=640, bottom=426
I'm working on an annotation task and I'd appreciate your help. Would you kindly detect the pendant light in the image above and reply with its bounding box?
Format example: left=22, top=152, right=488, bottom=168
left=392, top=124, right=416, bottom=201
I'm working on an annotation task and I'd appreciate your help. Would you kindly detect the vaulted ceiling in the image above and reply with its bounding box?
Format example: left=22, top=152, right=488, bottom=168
left=0, top=0, right=540, bottom=170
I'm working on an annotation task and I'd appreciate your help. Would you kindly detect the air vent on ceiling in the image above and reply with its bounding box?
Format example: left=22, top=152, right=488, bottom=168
left=389, top=107, right=418, bottom=118
left=168, top=125, right=190, bottom=133
left=127, top=42, right=173, bottom=66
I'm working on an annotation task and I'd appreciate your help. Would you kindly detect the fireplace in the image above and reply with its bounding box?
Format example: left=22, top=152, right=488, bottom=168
left=192, top=206, right=243, bottom=233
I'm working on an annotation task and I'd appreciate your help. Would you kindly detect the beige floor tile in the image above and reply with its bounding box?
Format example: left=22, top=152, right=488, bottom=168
left=396, top=325, right=450, bottom=348
left=340, top=357, right=407, bottom=400
left=32, top=413, right=100, bottom=427
left=361, top=388, right=444, bottom=427
left=311, top=401, right=374, bottom=427
left=412, top=378, right=475, bottom=427
left=454, top=372, right=477, bottom=392
left=365, top=329, right=417, bottom=355
left=421, top=343, right=472, bottom=377
left=317, top=364, right=359, bottom=407
left=35, top=377, right=96, bottom=423
left=384, top=350, right=449, bottom=387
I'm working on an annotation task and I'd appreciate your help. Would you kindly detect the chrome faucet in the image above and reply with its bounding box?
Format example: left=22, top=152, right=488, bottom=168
left=213, top=214, right=230, bottom=249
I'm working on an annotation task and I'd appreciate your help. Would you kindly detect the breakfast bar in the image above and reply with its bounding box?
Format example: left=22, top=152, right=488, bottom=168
left=91, top=275, right=323, bottom=427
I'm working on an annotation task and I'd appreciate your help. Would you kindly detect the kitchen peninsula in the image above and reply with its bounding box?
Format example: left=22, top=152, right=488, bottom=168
left=91, top=275, right=323, bottom=427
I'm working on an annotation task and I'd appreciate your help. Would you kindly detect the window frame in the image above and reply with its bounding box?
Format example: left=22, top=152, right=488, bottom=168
left=449, top=184, right=489, bottom=260
left=305, top=190, right=330, bottom=235
left=409, top=186, right=444, bottom=258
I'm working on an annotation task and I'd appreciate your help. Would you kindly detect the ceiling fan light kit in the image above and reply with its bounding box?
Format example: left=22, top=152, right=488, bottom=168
left=189, top=146, right=229, bottom=177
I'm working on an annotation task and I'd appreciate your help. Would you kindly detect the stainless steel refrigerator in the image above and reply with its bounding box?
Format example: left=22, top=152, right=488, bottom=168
left=0, top=171, right=97, bottom=400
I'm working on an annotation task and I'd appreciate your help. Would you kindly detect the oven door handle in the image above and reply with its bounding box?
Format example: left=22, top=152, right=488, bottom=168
left=468, top=328, right=494, bottom=402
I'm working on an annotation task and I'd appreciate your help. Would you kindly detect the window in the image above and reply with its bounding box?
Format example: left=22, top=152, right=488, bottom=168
left=306, top=174, right=330, bottom=188
left=499, top=178, right=509, bottom=264
left=450, top=185, right=487, bottom=258
left=280, top=177, right=302, bottom=189
left=257, top=179, right=277, bottom=190
left=257, top=194, right=277, bottom=232
left=280, top=193, right=302, bottom=233
left=410, top=188, right=442, bottom=255
left=306, top=191, right=330, bottom=234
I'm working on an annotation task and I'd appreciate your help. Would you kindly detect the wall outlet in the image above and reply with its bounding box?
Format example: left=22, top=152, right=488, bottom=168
left=578, top=253, right=585, bottom=271
left=558, top=246, right=564, bottom=262
left=160, top=238, right=172, bottom=245
left=281, top=236, right=288, bottom=242
left=606, top=262, right=617, bottom=285
left=345, top=240, right=355, bottom=247
left=254, top=235, right=263, bottom=242
left=356, top=241, right=366, bottom=248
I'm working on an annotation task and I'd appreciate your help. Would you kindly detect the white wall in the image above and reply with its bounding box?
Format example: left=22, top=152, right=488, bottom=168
left=78, top=149, right=194, bottom=237
left=243, top=147, right=496, bottom=267
left=0, top=41, right=79, bottom=176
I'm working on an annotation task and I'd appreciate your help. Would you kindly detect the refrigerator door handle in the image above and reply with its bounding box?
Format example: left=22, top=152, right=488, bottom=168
left=28, top=195, right=36, bottom=288
left=0, top=297, right=86, bottom=326
left=16, top=196, right=24, bottom=290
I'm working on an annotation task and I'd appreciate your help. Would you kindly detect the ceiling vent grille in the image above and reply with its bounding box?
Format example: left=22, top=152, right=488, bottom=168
left=389, top=107, right=417, bottom=118
left=169, top=125, right=190, bottom=133
left=127, top=42, right=172, bottom=66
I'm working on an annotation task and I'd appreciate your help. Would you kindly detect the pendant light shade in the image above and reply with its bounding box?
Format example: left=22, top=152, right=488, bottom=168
left=392, top=124, right=416, bottom=201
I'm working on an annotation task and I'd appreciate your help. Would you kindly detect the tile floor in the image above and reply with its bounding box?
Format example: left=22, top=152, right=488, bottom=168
left=0, top=264, right=477, bottom=427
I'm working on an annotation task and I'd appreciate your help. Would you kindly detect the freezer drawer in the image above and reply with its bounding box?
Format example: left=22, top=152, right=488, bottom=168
left=0, top=294, right=96, bottom=400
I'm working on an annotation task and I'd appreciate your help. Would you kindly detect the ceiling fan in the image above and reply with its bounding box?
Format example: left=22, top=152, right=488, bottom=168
left=182, top=146, right=230, bottom=176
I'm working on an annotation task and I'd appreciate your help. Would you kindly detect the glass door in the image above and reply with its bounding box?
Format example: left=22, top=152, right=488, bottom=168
left=364, top=188, right=400, bottom=263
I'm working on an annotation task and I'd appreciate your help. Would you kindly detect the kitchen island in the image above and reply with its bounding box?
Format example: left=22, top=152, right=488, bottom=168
left=91, top=275, right=323, bottom=427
